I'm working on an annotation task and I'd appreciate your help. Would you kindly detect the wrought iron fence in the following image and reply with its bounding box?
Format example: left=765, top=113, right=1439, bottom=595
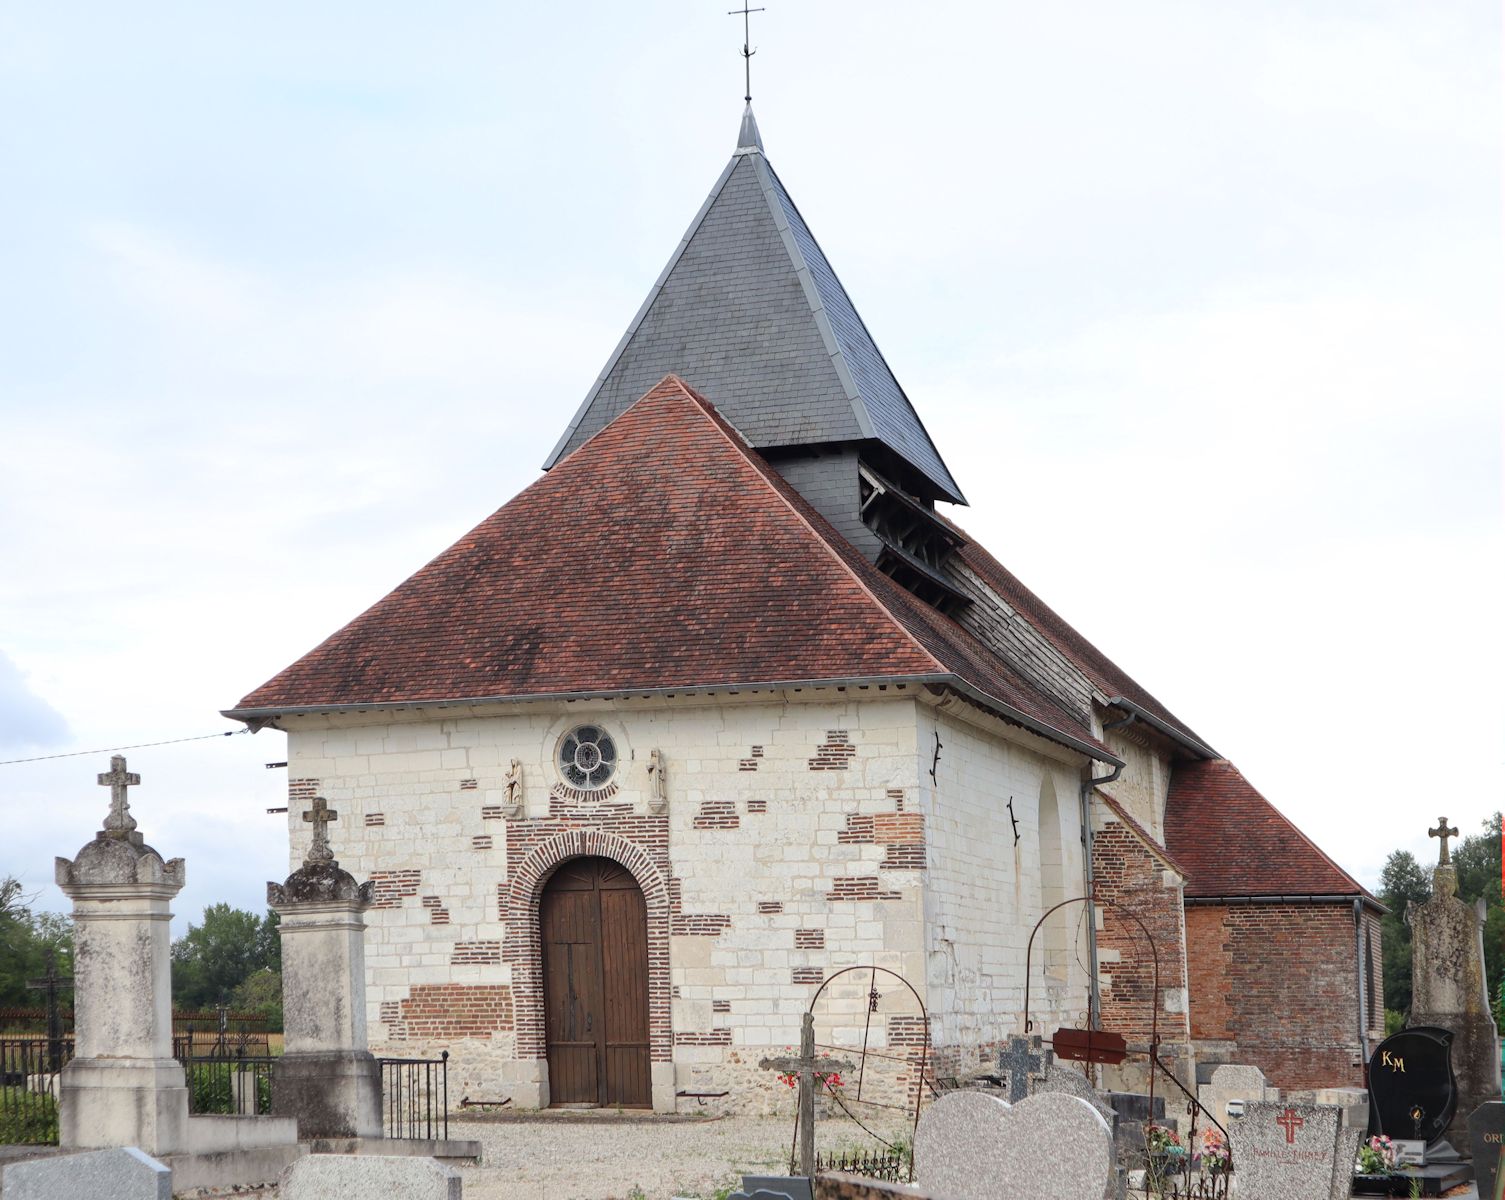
left=172, top=1011, right=271, bottom=1058
left=814, top=1147, right=911, bottom=1181
left=378, top=1051, right=448, bottom=1141
left=0, top=1036, right=73, bottom=1144
left=180, top=1048, right=276, bottom=1116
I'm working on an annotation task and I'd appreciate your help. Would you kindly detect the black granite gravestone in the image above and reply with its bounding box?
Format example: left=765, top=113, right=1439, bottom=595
left=1367, top=1026, right=1458, bottom=1148
left=1470, top=1102, right=1505, bottom=1200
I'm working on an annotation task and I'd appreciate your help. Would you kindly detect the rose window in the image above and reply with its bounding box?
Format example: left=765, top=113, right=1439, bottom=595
left=558, top=725, right=617, bottom=790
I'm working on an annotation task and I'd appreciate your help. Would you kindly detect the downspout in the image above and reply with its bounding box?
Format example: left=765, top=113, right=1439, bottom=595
left=1356, top=899, right=1371, bottom=1061
left=1082, top=710, right=1135, bottom=1027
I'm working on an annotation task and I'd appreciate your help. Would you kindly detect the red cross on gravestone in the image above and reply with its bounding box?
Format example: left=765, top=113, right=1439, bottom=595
left=1276, top=1107, right=1305, bottom=1144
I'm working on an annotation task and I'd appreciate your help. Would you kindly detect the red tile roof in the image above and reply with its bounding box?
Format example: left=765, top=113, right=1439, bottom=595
left=1164, top=759, right=1370, bottom=898
left=229, top=376, right=1112, bottom=761
left=942, top=523, right=1211, bottom=754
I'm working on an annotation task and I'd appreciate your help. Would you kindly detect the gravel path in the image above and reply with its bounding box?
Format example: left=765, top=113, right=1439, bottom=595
left=453, top=1111, right=873, bottom=1200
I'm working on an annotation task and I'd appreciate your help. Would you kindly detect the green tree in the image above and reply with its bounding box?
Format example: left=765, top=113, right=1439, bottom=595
left=0, top=877, right=73, bottom=1008
left=171, top=904, right=280, bottom=1012
left=1450, top=814, right=1503, bottom=1008
left=230, top=968, right=284, bottom=1032
left=1377, top=850, right=1429, bottom=1016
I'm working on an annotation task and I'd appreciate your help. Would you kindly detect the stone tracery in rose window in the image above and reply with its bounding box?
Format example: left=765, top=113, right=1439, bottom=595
left=558, top=725, right=617, bottom=791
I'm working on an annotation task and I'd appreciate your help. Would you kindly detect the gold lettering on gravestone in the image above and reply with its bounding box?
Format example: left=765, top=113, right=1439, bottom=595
left=1381, top=1050, right=1405, bottom=1072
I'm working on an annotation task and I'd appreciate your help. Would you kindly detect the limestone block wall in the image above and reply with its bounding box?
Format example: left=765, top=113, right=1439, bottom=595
left=1184, top=901, right=1375, bottom=1090
left=278, top=692, right=928, bottom=1112
left=919, top=704, right=1093, bottom=1078
left=1099, top=730, right=1171, bottom=844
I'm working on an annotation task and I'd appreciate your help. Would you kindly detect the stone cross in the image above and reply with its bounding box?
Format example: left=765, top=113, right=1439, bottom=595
left=759, top=1011, right=853, bottom=1177
left=97, top=754, right=140, bottom=835
left=302, top=797, right=338, bottom=865
left=1429, top=816, right=1459, bottom=866
left=998, top=1034, right=1048, bottom=1103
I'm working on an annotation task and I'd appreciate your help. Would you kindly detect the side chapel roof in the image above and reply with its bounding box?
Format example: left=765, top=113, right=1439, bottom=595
left=543, top=106, right=964, bottom=505
left=229, top=377, right=1108, bottom=764
left=1164, top=758, right=1373, bottom=900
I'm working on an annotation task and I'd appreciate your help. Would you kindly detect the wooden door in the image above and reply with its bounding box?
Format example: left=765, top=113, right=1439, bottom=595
left=540, top=857, right=651, bottom=1107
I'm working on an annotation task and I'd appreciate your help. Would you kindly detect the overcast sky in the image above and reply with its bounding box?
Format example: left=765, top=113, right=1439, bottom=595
left=1, top=2, right=1499, bottom=935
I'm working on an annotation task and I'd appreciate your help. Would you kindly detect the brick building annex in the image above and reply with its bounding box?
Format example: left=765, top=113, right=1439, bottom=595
left=227, top=106, right=1385, bottom=1112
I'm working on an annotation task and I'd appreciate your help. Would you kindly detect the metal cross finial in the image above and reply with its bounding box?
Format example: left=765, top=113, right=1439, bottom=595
left=727, top=2, right=766, bottom=103
left=302, top=797, right=338, bottom=865
left=97, top=754, right=140, bottom=835
left=1429, top=816, right=1460, bottom=866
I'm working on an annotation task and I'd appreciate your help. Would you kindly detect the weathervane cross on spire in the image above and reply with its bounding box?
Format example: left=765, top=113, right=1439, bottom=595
left=728, top=1, right=766, bottom=103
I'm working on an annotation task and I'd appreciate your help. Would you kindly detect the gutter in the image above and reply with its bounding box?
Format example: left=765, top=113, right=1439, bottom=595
left=1183, top=893, right=1388, bottom=915
left=1105, top=697, right=1218, bottom=760
left=225, top=672, right=1125, bottom=770
left=1080, top=707, right=1132, bottom=1029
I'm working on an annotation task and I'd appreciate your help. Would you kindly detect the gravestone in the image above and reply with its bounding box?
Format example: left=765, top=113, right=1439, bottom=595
left=1200, top=1064, right=1272, bottom=1126
left=813, top=1173, right=943, bottom=1200
left=1408, top=816, right=1503, bottom=1156
left=914, top=1090, right=1113, bottom=1200
left=1230, top=1101, right=1351, bottom=1200
left=1366, top=1026, right=1459, bottom=1148
left=1, top=1147, right=172, bottom=1200
left=1031, top=1062, right=1115, bottom=1123
left=1470, top=1102, right=1505, bottom=1200
left=735, top=1178, right=815, bottom=1200
left=278, top=1154, right=463, bottom=1199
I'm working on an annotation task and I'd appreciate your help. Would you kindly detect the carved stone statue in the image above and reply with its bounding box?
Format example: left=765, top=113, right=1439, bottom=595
left=502, top=758, right=524, bottom=819
left=647, top=749, right=667, bottom=814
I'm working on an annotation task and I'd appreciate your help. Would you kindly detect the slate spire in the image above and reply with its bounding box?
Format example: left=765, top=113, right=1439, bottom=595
left=545, top=108, right=964, bottom=505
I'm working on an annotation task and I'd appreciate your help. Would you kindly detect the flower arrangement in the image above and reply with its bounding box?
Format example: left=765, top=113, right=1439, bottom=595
left=775, top=1070, right=844, bottom=1092
left=1199, top=1127, right=1230, bottom=1173
left=1145, top=1124, right=1187, bottom=1158
left=1355, top=1135, right=1397, bottom=1176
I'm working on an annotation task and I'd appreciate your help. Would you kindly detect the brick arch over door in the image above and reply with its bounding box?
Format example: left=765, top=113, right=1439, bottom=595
left=503, top=830, right=672, bottom=1064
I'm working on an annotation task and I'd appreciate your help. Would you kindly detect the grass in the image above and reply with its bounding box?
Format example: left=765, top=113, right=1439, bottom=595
left=0, top=1085, right=59, bottom=1145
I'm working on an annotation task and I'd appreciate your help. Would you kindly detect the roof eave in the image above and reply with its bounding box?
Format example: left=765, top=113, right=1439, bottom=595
left=1106, top=696, right=1218, bottom=760
left=223, top=671, right=1121, bottom=767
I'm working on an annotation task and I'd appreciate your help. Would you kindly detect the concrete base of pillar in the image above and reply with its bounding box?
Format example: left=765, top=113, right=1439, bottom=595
left=271, top=1051, right=382, bottom=1139
left=59, top=1056, right=190, bottom=1155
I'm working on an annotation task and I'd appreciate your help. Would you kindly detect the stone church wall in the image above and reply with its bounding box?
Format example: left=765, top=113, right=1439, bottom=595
left=278, top=692, right=929, bottom=1113
left=1090, top=804, right=1193, bottom=1092
left=1184, top=901, right=1376, bottom=1090
left=920, top=704, right=1093, bottom=1078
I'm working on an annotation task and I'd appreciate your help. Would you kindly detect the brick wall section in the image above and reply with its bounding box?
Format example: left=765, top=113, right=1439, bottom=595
left=451, top=941, right=502, bottom=965
left=1091, top=821, right=1190, bottom=1045
left=791, top=967, right=823, bottom=985
left=692, top=799, right=739, bottom=829
left=384, top=983, right=514, bottom=1040
left=370, top=870, right=422, bottom=909
left=1185, top=902, right=1369, bottom=1089
left=365, top=812, right=385, bottom=827
left=808, top=730, right=857, bottom=770
left=795, top=929, right=825, bottom=949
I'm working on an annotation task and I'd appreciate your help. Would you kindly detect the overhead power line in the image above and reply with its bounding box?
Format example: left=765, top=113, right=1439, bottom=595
left=0, top=729, right=252, bottom=767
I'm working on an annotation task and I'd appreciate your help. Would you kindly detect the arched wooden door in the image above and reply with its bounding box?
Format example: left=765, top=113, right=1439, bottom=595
left=540, top=856, right=651, bottom=1107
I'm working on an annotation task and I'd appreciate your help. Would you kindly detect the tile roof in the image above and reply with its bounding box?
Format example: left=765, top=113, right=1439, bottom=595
left=942, top=521, right=1213, bottom=754
left=544, top=109, right=964, bottom=505
left=1164, top=759, right=1370, bottom=899
left=229, top=376, right=1108, bottom=763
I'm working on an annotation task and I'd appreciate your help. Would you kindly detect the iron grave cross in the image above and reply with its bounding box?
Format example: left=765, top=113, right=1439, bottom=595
left=302, top=797, right=338, bottom=865
left=97, top=754, right=140, bottom=835
left=760, top=1011, right=853, bottom=1177
left=26, top=948, right=74, bottom=1073
left=1429, top=816, right=1459, bottom=866
left=997, top=1034, right=1048, bottom=1103
left=727, top=2, right=766, bottom=104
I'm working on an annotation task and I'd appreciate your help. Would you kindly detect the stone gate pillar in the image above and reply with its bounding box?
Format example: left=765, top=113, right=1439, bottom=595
left=55, top=756, right=190, bottom=1154
left=268, top=797, right=382, bottom=1138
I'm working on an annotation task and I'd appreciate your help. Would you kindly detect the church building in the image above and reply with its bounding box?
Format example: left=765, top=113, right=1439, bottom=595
left=227, top=106, right=1384, bottom=1111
